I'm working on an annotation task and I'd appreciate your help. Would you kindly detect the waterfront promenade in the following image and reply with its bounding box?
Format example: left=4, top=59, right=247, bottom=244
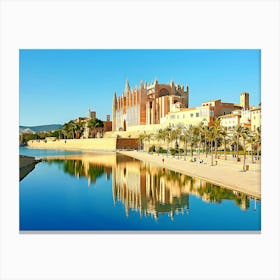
left=119, top=151, right=261, bottom=199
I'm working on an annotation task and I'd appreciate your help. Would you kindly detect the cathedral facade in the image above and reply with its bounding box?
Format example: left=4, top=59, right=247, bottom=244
left=112, top=79, right=189, bottom=131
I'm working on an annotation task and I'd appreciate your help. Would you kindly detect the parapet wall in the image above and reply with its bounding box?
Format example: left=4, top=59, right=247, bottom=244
left=27, top=138, right=117, bottom=151
left=116, top=138, right=139, bottom=150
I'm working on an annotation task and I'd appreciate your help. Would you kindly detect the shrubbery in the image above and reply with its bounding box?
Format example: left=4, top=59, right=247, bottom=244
left=157, top=147, right=167, bottom=154
left=148, top=145, right=156, bottom=153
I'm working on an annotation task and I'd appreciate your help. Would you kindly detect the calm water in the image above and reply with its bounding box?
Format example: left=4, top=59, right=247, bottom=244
left=19, top=148, right=261, bottom=231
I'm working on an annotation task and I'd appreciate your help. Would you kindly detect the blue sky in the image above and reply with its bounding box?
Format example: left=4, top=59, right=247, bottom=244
left=19, top=49, right=261, bottom=126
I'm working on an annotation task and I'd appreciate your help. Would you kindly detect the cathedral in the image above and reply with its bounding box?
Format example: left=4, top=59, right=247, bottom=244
left=112, top=79, right=189, bottom=131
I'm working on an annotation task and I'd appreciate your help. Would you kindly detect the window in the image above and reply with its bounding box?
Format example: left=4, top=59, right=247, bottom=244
left=196, top=112, right=199, bottom=117
left=190, top=113, right=194, bottom=117
left=183, top=114, right=185, bottom=118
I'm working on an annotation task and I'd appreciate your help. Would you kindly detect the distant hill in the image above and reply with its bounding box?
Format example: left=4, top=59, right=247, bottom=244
left=19, top=124, right=62, bottom=134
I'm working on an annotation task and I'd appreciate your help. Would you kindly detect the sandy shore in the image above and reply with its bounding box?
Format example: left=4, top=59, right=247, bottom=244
left=119, top=151, right=261, bottom=199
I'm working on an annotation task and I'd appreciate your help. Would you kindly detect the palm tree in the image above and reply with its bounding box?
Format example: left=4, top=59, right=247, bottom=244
left=213, top=118, right=222, bottom=159
left=162, top=127, right=172, bottom=157
left=220, top=126, right=228, bottom=160
left=189, top=125, right=199, bottom=158
left=246, top=132, right=256, bottom=163
left=153, top=129, right=165, bottom=155
left=255, top=127, right=261, bottom=160
left=206, top=126, right=216, bottom=166
left=62, top=120, right=75, bottom=139
left=201, top=125, right=209, bottom=157
left=87, top=118, right=104, bottom=138
left=138, top=133, right=146, bottom=151
left=87, top=119, right=95, bottom=138
left=75, top=121, right=84, bottom=139
left=139, top=132, right=153, bottom=152
left=145, top=133, right=153, bottom=152
left=176, top=125, right=184, bottom=159
left=240, top=127, right=250, bottom=171
left=197, top=122, right=205, bottom=159
left=232, top=124, right=243, bottom=159
left=170, top=128, right=181, bottom=158
left=68, top=120, right=76, bottom=139
left=181, top=126, right=191, bottom=161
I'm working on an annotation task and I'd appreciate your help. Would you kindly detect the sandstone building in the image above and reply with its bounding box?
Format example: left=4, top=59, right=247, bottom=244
left=112, top=79, right=260, bottom=133
left=112, top=79, right=189, bottom=131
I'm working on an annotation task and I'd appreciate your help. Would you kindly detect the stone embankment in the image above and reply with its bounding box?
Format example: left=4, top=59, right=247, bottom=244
left=27, top=138, right=139, bottom=151
left=27, top=138, right=117, bottom=151
left=19, top=155, right=41, bottom=181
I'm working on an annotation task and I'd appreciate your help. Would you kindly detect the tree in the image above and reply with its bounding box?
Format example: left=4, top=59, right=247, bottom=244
left=75, top=121, right=84, bottom=139
left=170, top=128, right=180, bottom=158
left=138, top=133, right=146, bottom=151
left=139, top=131, right=153, bottom=152
left=197, top=122, right=205, bottom=159
left=68, top=120, right=76, bottom=139
left=213, top=118, right=222, bottom=159
left=62, top=122, right=70, bottom=139
left=175, top=125, right=184, bottom=159
left=206, top=126, right=216, bottom=166
left=145, top=133, right=153, bottom=152
left=181, top=127, right=188, bottom=161
left=232, top=124, right=243, bottom=159
left=87, top=118, right=104, bottom=138
left=246, top=132, right=256, bottom=163
left=189, top=125, right=199, bottom=158
left=153, top=129, right=165, bottom=155
left=255, top=127, right=261, bottom=160
left=240, top=127, right=250, bottom=171
left=220, top=126, right=228, bottom=160
left=201, top=125, right=209, bottom=157
left=62, top=120, right=76, bottom=139
left=162, top=127, right=172, bottom=157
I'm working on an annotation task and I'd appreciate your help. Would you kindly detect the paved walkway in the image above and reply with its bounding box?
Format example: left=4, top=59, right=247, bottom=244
left=119, top=151, right=261, bottom=199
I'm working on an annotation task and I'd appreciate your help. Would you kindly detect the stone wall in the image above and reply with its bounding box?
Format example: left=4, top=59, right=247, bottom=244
left=116, top=138, right=139, bottom=150
left=27, top=138, right=117, bottom=151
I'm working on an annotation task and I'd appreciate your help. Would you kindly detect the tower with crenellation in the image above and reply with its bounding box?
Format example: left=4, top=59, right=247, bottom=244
left=240, top=92, right=249, bottom=110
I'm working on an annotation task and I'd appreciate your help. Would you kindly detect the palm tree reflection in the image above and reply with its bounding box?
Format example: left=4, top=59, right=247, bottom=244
left=46, top=154, right=257, bottom=220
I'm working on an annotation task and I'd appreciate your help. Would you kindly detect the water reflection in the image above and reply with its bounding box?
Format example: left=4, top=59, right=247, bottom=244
left=45, top=153, right=257, bottom=220
left=46, top=154, right=112, bottom=185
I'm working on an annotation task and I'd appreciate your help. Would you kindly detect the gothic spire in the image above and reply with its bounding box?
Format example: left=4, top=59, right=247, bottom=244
left=124, top=79, right=130, bottom=93
left=113, top=92, right=117, bottom=105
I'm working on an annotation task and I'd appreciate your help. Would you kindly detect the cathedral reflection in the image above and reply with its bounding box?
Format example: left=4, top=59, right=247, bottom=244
left=112, top=155, right=190, bottom=219
left=45, top=153, right=256, bottom=220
